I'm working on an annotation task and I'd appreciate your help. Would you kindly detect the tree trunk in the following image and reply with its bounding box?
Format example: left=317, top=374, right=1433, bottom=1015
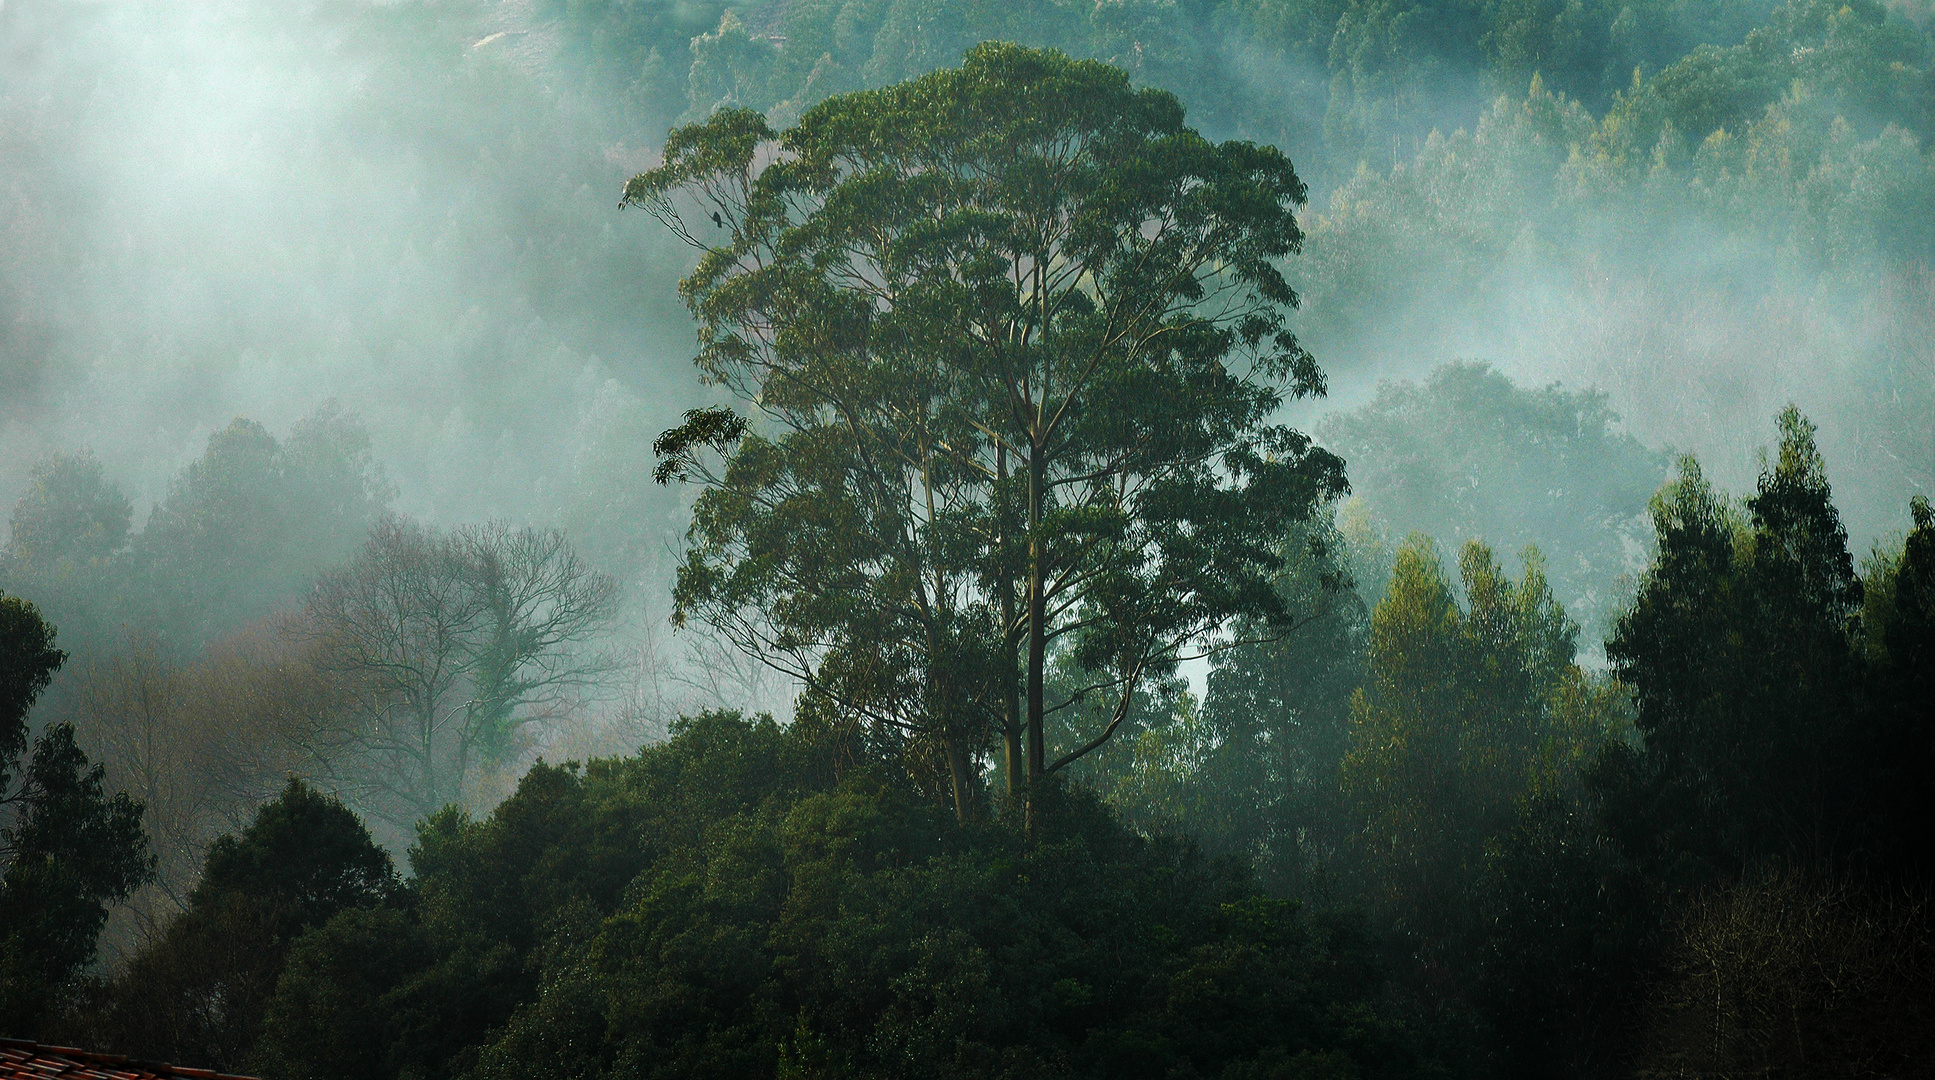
left=1025, top=448, right=1047, bottom=834
left=421, top=703, right=440, bottom=821
left=945, top=733, right=975, bottom=823
left=1002, top=668, right=1023, bottom=806
left=997, top=446, right=1023, bottom=809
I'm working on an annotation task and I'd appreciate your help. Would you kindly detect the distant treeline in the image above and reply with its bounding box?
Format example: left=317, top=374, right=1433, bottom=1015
left=553, top=0, right=1932, bottom=188
left=562, top=0, right=1935, bottom=269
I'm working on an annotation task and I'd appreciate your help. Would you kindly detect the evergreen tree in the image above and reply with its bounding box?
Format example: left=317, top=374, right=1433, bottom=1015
left=1339, top=537, right=1613, bottom=952
left=1607, top=408, right=1871, bottom=873
left=62, top=780, right=397, bottom=1071
left=1864, top=495, right=1935, bottom=878
left=0, top=592, right=151, bottom=1033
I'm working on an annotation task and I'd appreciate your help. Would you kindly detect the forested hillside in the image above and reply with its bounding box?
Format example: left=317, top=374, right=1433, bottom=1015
left=1, top=0, right=1932, bottom=1077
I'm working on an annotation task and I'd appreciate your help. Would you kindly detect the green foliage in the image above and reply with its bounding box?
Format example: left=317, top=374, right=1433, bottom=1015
left=257, top=907, right=441, bottom=1080
left=0, top=594, right=151, bottom=1035
left=247, top=396, right=1909, bottom=1080
left=686, top=12, right=785, bottom=120
left=133, top=405, right=395, bottom=652
left=1474, top=787, right=1658, bottom=1077
left=1337, top=536, right=1616, bottom=947
left=60, top=780, right=397, bottom=1072
left=1887, top=495, right=1935, bottom=682
left=1604, top=408, right=1889, bottom=873
left=0, top=592, right=64, bottom=792
left=1860, top=495, right=1935, bottom=875
left=551, top=0, right=1823, bottom=193
left=193, top=778, right=399, bottom=938
left=0, top=453, right=131, bottom=665
left=1075, top=508, right=1368, bottom=898
left=1595, top=0, right=1934, bottom=154
left=2, top=451, right=132, bottom=588
left=541, top=0, right=735, bottom=129
left=1, top=405, right=396, bottom=663
left=631, top=43, right=1346, bottom=821
left=1284, top=3, right=1935, bottom=415
left=1454, top=410, right=1935, bottom=1075
left=254, top=711, right=1431, bottom=1080
left=2, top=5, right=1930, bottom=1073
left=0, top=722, right=152, bottom=1031
left=259, top=712, right=813, bottom=1080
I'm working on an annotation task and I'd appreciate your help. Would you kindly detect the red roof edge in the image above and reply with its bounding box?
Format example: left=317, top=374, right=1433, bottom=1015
left=0, top=1038, right=262, bottom=1080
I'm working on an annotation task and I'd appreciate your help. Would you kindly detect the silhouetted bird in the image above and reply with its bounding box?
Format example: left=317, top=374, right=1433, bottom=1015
left=712, top=212, right=724, bottom=228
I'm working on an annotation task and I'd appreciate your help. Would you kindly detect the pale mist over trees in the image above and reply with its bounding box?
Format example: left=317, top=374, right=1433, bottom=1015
left=0, top=0, right=1932, bottom=1076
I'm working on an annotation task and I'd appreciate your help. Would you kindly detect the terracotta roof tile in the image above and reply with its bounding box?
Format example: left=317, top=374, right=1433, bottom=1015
left=0, top=1041, right=257, bottom=1080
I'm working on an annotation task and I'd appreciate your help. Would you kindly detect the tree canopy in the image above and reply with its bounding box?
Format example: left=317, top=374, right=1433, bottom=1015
left=630, top=42, right=1346, bottom=822
left=245, top=712, right=1431, bottom=1080
left=59, top=779, right=397, bottom=1074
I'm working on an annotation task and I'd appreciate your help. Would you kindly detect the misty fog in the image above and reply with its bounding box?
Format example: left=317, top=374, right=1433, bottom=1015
left=1, top=0, right=1931, bottom=1073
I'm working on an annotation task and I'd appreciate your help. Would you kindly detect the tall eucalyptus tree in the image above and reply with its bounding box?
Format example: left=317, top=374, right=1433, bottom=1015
left=634, top=43, right=1344, bottom=822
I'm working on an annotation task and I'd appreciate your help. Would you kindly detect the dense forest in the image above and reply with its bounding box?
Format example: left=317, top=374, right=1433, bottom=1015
left=2, top=0, right=1932, bottom=1077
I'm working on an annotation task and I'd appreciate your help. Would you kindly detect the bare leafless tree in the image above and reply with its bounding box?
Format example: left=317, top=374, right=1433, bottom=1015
left=459, top=521, right=621, bottom=765
left=305, top=516, right=617, bottom=831
left=306, top=517, right=483, bottom=829
left=1639, top=867, right=1935, bottom=1079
